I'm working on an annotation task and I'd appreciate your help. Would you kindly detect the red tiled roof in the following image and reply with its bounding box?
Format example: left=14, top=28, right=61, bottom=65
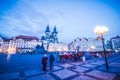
left=5, top=35, right=40, bottom=41
left=16, top=35, right=39, bottom=41
left=4, top=38, right=12, bottom=42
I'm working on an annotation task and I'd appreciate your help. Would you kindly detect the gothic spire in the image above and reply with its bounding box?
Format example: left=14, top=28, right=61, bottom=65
left=45, top=24, right=50, bottom=33
left=52, top=26, right=58, bottom=34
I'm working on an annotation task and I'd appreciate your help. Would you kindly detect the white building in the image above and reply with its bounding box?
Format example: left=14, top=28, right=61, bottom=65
left=0, top=37, right=4, bottom=53
left=68, top=37, right=103, bottom=52
left=110, top=35, right=120, bottom=51
left=105, top=40, right=112, bottom=51
left=1, top=35, right=42, bottom=54
left=48, top=42, right=68, bottom=52
left=0, top=25, right=69, bottom=54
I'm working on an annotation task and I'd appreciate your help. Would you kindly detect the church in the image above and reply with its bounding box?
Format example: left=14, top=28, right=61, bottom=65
left=41, top=25, right=68, bottom=52
left=0, top=25, right=68, bottom=54
left=41, top=24, right=58, bottom=44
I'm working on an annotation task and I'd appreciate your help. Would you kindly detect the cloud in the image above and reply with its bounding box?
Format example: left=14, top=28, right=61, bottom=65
left=0, top=0, right=120, bottom=43
left=0, top=0, right=49, bottom=38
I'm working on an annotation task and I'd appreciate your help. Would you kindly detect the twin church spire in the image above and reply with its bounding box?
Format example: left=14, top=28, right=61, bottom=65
left=45, top=24, right=58, bottom=34
left=42, top=24, right=58, bottom=44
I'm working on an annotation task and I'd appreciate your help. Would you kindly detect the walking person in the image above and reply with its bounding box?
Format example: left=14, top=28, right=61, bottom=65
left=42, top=54, right=48, bottom=73
left=49, top=54, right=55, bottom=70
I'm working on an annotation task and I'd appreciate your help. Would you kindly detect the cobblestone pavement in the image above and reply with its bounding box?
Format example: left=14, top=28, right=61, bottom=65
left=0, top=53, right=120, bottom=80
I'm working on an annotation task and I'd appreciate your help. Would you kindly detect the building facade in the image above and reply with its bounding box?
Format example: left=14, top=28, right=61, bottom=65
left=0, top=25, right=68, bottom=54
left=1, top=35, right=42, bottom=54
left=48, top=42, right=68, bottom=52
left=110, top=35, right=120, bottom=51
left=0, top=37, right=4, bottom=53
left=105, top=40, right=112, bottom=51
left=41, top=25, right=68, bottom=52
left=68, top=37, right=103, bottom=52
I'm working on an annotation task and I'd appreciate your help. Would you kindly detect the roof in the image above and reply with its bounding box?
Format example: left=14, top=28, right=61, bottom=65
left=41, top=36, right=45, bottom=40
left=5, top=35, right=39, bottom=41
left=52, top=26, right=58, bottom=34
left=0, top=34, right=8, bottom=40
left=16, top=35, right=39, bottom=41
left=45, top=25, right=50, bottom=33
left=80, top=37, right=88, bottom=41
left=111, top=35, right=120, bottom=39
left=4, top=38, right=12, bottom=42
left=49, top=34, right=54, bottom=38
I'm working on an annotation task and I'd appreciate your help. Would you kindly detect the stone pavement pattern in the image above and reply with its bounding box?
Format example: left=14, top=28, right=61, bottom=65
left=0, top=54, right=120, bottom=80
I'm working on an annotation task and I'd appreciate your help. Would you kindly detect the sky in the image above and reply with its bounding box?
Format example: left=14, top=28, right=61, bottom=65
left=0, top=0, right=120, bottom=43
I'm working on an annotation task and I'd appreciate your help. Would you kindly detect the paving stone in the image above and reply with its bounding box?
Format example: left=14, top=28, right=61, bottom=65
left=27, top=74, right=55, bottom=80
left=96, top=61, right=104, bottom=63
left=60, top=63, right=74, bottom=68
left=19, top=77, right=26, bottom=80
left=72, top=66, right=90, bottom=73
left=0, top=72, right=20, bottom=79
left=81, top=64, right=97, bottom=68
left=53, top=69, right=77, bottom=79
left=71, top=62, right=83, bottom=66
left=85, top=60, right=95, bottom=63
left=53, top=66, right=62, bottom=71
left=109, top=62, right=120, bottom=68
left=86, top=70, right=116, bottom=80
left=25, top=69, right=42, bottom=77
left=98, top=66, right=120, bottom=74
left=72, top=75, right=96, bottom=80
left=114, top=59, right=120, bottom=63
left=89, top=61, right=104, bottom=65
left=26, top=65, right=40, bottom=70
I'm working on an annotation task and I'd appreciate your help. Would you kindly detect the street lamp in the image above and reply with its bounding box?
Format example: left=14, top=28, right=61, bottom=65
left=94, top=25, right=109, bottom=70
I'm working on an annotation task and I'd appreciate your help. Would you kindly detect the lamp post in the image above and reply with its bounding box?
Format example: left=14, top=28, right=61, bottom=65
left=94, top=25, right=109, bottom=70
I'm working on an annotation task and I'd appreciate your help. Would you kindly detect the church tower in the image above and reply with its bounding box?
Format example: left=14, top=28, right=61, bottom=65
left=52, top=26, right=58, bottom=43
left=45, top=24, right=50, bottom=42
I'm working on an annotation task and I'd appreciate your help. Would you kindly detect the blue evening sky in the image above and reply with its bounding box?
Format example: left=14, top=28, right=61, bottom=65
left=0, top=0, right=120, bottom=43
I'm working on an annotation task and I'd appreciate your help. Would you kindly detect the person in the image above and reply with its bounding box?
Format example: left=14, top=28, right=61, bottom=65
left=74, top=53, right=78, bottom=62
left=49, top=54, right=55, bottom=70
left=42, top=54, right=48, bottom=72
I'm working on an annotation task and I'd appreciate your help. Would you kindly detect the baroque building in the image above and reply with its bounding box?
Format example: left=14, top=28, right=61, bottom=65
left=68, top=37, right=103, bottom=52
left=1, top=35, right=42, bottom=54
left=0, top=25, right=68, bottom=54
left=110, top=35, right=120, bottom=51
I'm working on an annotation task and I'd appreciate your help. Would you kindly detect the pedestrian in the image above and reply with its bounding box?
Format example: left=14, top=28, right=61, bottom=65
left=74, top=53, right=78, bottom=62
left=42, top=54, right=48, bottom=73
left=49, top=54, right=55, bottom=70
